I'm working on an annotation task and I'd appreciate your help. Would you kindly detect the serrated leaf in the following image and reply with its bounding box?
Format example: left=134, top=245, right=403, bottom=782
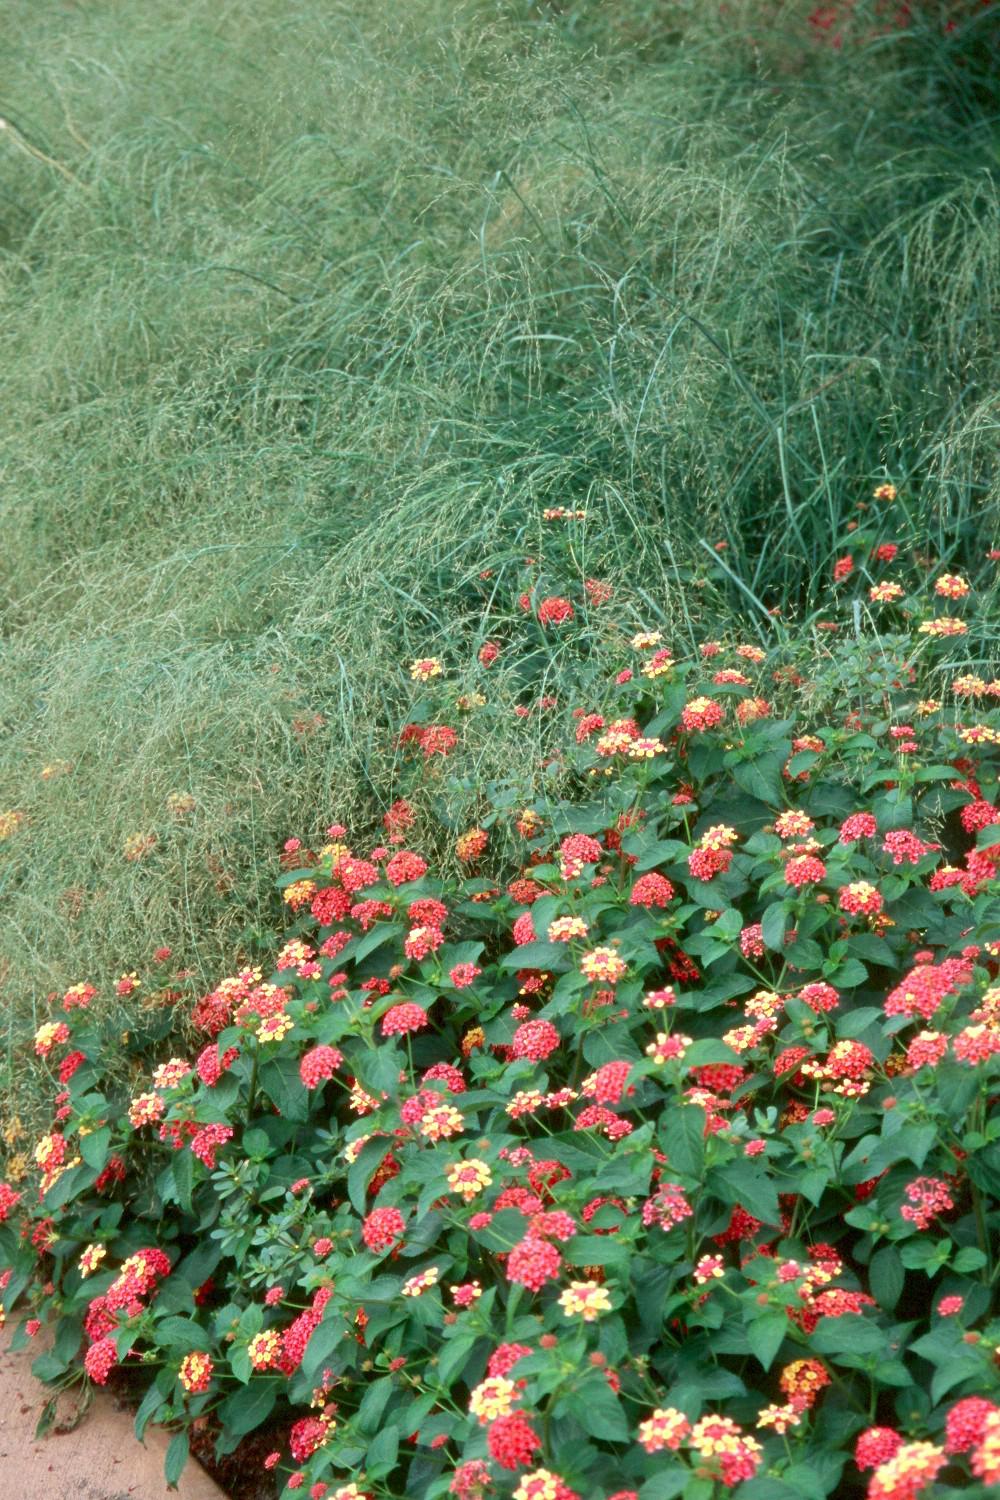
left=639, top=1475, right=687, bottom=1500
left=731, top=752, right=785, bottom=805
left=811, top=1317, right=885, bottom=1355
left=783, top=936, right=824, bottom=969
left=218, top=1380, right=277, bottom=1437
left=300, top=1314, right=344, bottom=1384
left=746, top=1311, right=787, bottom=1370
left=154, top=1316, right=213, bottom=1352
left=436, top=1332, right=479, bottom=1387
left=931, top=1348, right=986, bottom=1404
left=366, top=1425, right=400, bottom=1478
left=659, top=1106, right=705, bottom=1179
left=32, top=1350, right=69, bottom=1383
left=952, top=1246, right=988, bottom=1273
left=636, top=840, right=689, bottom=872
left=358, top=1375, right=394, bottom=1434
left=242, top=1128, right=271, bottom=1157
left=348, top=1134, right=391, bottom=1214
left=259, top=1055, right=309, bottom=1123
left=900, top=1237, right=950, bottom=1272
left=828, top=956, right=868, bottom=988
left=847, top=933, right=899, bottom=967
left=560, top=1374, right=629, bottom=1441
left=683, top=1039, right=739, bottom=1068
left=172, top=1148, right=194, bottom=1212
left=164, top=1431, right=189, bottom=1490
left=915, top=765, right=964, bottom=782
left=563, top=1235, right=631, bottom=1269
left=353, top=924, right=402, bottom=963
left=79, top=1127, right=110, bottom=1171
left=868, top=1245, right=904, bottom=1311
left=134, top=1373, right=170, bottom=1441
left=761, top=901, right=788, bottom=951
left=499, top=942, right=570, bottom=971
left=709, top=1163, right=781, bottom=1226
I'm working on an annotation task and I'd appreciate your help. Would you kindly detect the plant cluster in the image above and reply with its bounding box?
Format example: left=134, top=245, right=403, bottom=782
left=3, top=0, right=1000, bottom=1122
left=4, top=497, right=1000, bottom=1500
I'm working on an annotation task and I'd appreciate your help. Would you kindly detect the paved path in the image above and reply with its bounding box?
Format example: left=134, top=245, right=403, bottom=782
left=0, top=1325, right=226, bottom=1500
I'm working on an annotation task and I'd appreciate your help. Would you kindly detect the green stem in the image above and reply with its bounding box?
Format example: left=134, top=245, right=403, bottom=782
left=971, top=1181, right=991, bottom=1284
left=245, top=1045, right=260, bottom=1123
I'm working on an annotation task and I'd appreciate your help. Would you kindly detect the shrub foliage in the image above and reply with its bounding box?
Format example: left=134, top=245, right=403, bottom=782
left=4, top=504, right=1000, bottom=1500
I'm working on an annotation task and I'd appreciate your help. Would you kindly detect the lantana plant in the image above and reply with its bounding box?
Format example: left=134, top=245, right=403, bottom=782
left=3, top=497, right=1000, bottom=1500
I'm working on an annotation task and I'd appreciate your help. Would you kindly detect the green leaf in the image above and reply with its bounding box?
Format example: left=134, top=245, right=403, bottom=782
left=300, top=1314, right=345, bottom=1384
left=563, top=1235, right=631, bottom=1269
left=952, top=1246, right=988, bottom=1273
left=164, top=1431, right=189, bottom=1490
left=259, top=1054, right=309, bottom=1123
left=156, top=1277, right=196, bottom=1316
left=352, top=924, right=402, bottom=963
left=218, top=1380, right=277, bottom=1437
left=931, top=1348, right=986, bottom=1404
left=659, top=1106, right=705, bottom=1179
left=874, top=1359, right=914, bottom=1387
left=709, top=1163, right=781, bottom=1226
left=783, top=935, right=824, bottom=969
left=134, top=1370, right=172, bottom=1441
left=365, top=1043, right=405, bottom=1095
left=847, top=933, right=899, bottom=967
left=843, top=1123, right=938, bottom=1181
left=683, top=1039, right=739, bottom=1068
left=560, top=1374, right=629, bottom=1441
left=79, top=1127, right=110, bottom=1171
left=42, top=1161, right=93, bottom=1212
left=593, top=1149, right=654, bottom=1197
left=682, top=1480, right=716, bottom=1500
left=916, top=765, right=969, bottom=782
left=639, top=1475, right=687, bottom=1500
left=498, top=942, right=570, bottom=971
left=236, top=1303, right=264, bottom=1341
left=436, top=1332, right=480, bottom=1387
left=54, top=1314, right=83, bottom=1365
left=761, top=901, right=788, bottom=951
left=175, top=1241, right=222, bottom=1289
left=740, top=1482, right=820, bottom=1500
left=731, top=752, right=785, bottom=805
left=358, top=1375, right=394, bottom=1434
left=900, top=1237, right=951, bottom=1274
left=242, top=1128, right=271, bottom=1157
left=172, top=1148, right=194, bottom=1213
left=636, top=840, right=689, bottom=873
left=151, top=1316, right=212, bottom=1353
left=348, top=1134, right=392, bottom=1214
left=746, top=1311, right=787, bottom=1371
left=366, top=1425, right=400, bottom=1479
left=828, top=956, right=868, bottom=987
left=909, top=1327, right=957, bottom=1365
left=712, top=907, right=744, bottom=940
left=797, top=1169, right=829, bottom=1206
left=868, top=1246, right=904, bottom=1312
left=32, top=1350, right=70, bottom=1383
left=811, top=1317, right=885, bottom=1356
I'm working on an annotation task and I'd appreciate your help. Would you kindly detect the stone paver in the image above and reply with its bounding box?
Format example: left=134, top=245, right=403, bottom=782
left=0, top=1325, right=226, bottom=1499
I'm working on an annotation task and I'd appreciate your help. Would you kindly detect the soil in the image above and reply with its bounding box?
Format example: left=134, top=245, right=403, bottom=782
left=0, top=1323, right=226, bottom=1500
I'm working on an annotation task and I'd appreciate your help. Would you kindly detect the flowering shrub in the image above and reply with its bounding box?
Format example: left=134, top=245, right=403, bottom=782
left=5, top=500, right=1000, bottom=1499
